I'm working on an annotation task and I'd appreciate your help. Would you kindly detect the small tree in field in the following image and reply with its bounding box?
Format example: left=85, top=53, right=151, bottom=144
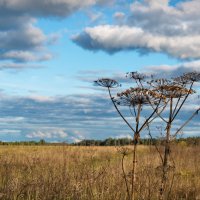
left=95, top=71, right=200, bottom=200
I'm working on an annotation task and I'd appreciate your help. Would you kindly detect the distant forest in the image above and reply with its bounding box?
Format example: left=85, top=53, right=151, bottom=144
left=0, top=137, right=200, bottom=146
left=73, top=137, right=200, bottom=146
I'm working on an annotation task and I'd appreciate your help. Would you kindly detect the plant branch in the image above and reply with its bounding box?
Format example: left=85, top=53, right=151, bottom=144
left=172, top=82, right=194, bottom=121
left=136, top=104, right=142, bottom=132
left=121, top=154, right=131, bottom=200
left=108, top=87, right=136, bottom=134
left=173, top=107, right=200, bottom=137
left=148, top=99, right=170, bottom=125
left=172, top=96, right=181, bottom=117
left=138, top=97, right=162, bottom=133
left=146, top=122, right=164, bottom=164
left=129, top=106, right=136, bottom=118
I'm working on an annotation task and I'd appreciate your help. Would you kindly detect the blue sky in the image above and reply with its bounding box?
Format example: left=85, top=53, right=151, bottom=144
left=0, top=0, right=200, bottom=142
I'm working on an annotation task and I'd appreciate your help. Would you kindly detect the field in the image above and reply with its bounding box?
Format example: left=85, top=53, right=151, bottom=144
left=0, top=145, right=199, bottom=200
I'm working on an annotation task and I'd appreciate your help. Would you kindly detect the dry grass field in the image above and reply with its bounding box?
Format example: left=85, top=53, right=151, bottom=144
left=0, top=145, right=199, bottom=200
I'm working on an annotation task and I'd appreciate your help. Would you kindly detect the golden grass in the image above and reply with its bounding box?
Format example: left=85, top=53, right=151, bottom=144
left=0, top=145, right=199, bottom=200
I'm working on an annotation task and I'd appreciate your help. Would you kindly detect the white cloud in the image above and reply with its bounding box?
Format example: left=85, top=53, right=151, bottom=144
left=0, top=117, right=25, bottom=123
left=25, top=128, right=86, bottom=142
left=113, top=12, right=125, bottom=22
left=86, top=10, right=103, bottom=23
left=26, top=129, right=68, bottom=139
left=66, top=130, right=86, bottom=143
left=146, top=60, right=200, bottom=78
left=0, top=0, right=110, bottom=17
left=27, top=95, right=55, bottom=102
left=73, top=25, right=200, bottom=59
left=115, top=134, right=132, bottom=139
left=0, top=18, right=53, bottom=65
left=0, top=62, right=43, bottom=70
left=73, top=0, right=200, bottom=59
left=0, top=91, right=199, bottom=141
left=0, top=0, right=111, bottom=67
left=0, top=22, right=46, bottom=51
left=0, top=129, right=21, bottom=135
left=0, top=51, right=53, bottom=63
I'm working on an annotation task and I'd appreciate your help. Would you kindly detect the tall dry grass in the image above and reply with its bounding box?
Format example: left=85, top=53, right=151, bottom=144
left=0, top=145, right=199, bottom=200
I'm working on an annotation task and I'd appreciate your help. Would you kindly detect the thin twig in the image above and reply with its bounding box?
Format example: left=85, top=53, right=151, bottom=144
left=129, top=106, right=136, bottom=118
left=173, top=107, right=200, bottom=137
left=172, top=82, right=194, bottom=121
left=171, top=96, right=181, bottom=117
left=146, top=122, right=164, bottom=164
left=121, top=154, right=131, bottom=200
left=108, top=87, right=136, bottom=134
left=138, top=97, right=162, bottom=133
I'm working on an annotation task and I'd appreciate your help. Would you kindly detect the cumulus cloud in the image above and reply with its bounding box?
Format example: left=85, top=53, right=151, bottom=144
left=0, top=0, right=109, bottom=18
left=76, top=69, right=128, bottom=86
left=0, top=51, right=53, bottom=63
left=26, top=129, right=68, bottom=139
left=113, top=12, right=125, bottom=19
left=113, top=12, right=125, bottom=24
left=0, top=93, right=128, bottom=141
left=147, top=60, right=200, bottom=78
left=73, top=0, right=200, bottom=59
left=0, top=0, right=111, bottom=68
left=85, top=10, right=104, bottom=23
left=73, top=25, right=200, bottom=58
left=0, top=62, right=44, bottom=70
left=0, top=23, right=46, bottom=51
left=0, top=15, right=31, bottom=30
left=0, top=17, right=53, bottom=65
left=0, top=117, right=25, bottom=123
left=0, top=129, right=21, bottom=135
left=0, top=91, right=199, bottom=141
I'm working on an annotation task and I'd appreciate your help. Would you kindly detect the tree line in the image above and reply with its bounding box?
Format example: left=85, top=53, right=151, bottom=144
left=72, top=137, right=200, bottom=146
left=0, top=137, right=199, bottom=146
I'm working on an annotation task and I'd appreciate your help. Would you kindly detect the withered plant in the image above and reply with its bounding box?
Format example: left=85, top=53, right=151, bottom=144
left=94, top=73, right=166, bottom=200
left=95, top=71, right=200, bottom=200
left=147, top=72, right=200, bottom=199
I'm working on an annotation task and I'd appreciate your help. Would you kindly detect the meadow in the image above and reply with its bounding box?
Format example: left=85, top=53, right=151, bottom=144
left=0, top=144, right=199, bottom=200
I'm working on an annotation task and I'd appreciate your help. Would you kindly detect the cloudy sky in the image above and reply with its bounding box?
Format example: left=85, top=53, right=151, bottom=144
left=0, top=0, right=200, bottom=142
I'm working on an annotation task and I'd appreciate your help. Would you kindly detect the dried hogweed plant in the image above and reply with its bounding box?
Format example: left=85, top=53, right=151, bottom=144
left=95, top=73, right=166, bottom=200
left=147, top=72, right=200, bottom=200
left=95, top=71, right=200, bottom=200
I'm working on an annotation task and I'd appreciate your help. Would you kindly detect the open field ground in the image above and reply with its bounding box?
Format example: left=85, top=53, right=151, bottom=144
left=0, top=145, right=199, bottom=200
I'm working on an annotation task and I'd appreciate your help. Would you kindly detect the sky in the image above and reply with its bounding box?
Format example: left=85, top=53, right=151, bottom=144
left=0, top=0, right=200, bottom=142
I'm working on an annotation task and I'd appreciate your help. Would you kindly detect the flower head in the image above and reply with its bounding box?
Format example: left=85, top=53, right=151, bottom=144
left=94, top=78, right=120, bottom=88
left=150, top=79, right=196, bottom=98
left=114, top=87, right=164, bottom=106
left=173, top=72, right=200, bottom=84
left=126, top=71, right=146, bottom=81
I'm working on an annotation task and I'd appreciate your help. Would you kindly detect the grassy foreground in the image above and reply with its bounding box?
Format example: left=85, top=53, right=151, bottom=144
left=0, top=145, right=199, bottom=200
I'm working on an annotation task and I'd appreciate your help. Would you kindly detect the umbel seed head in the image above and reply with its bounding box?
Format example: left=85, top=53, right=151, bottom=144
left=153, top=84, right=195, bottom=98
left=149, top=78, right=196, bottom=98
left=115, top=87, right=164, bottom=106
left=94, top=78, right=120, bottom=88
left=173, top=72, right=200, bottom=84
left=126, top=71, right=146, bottom=81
